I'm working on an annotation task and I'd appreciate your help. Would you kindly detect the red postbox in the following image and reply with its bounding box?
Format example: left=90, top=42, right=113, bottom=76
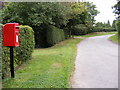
left=3, top=23, right=20, bottom=47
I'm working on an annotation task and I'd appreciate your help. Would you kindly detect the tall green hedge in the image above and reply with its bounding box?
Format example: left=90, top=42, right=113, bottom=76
left=2, top=25, right=35, bottom=78
left=115, top=20, right=120, bottom=34
left=72, top=24, right=89, bottom=35
left=0, top=24, right=3, bottom=80
left=93, top=27, right=116, bottom=32
left=15, top=25, right=35, bottom=64
left=47, top=25, right=65, bottom=47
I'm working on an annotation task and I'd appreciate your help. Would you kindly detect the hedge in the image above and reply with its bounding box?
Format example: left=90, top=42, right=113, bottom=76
left=0, top=24, right=3, bottom=79
left=93, top=27, right=116, bottom=32
left=2, top=25, right=35, bottom=78
left=47, top=25, right=65, bottom=47
left=15, top=25, right=35, bottom=64
left=115, top=20, right=120, bottom=34
left=72, top=24, right=89, bottom=35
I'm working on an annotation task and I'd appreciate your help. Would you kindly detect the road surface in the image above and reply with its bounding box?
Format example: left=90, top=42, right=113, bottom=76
left=72, top=34, right=118, bottom=88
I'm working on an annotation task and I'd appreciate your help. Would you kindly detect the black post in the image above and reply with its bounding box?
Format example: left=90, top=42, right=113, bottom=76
left=10, top=47, right=14, bottom=78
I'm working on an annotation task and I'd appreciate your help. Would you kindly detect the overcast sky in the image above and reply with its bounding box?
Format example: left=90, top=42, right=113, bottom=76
left=84, top=0, right=117, bottom=25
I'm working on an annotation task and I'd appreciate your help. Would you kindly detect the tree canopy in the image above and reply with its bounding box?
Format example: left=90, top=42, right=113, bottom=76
left=1, top=2, right=99, bottom=47
left=113, top=0, right=120, bottom=19
left=1, top=2, right=71, bottom=28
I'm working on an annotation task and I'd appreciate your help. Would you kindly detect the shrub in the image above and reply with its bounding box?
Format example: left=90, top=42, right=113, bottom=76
left=47, top=25, right=65, bottom=47
left=0, top=24, right=3, bottom=43
left=2, top=47, right=10, bottom=78
left=115, top=20, right=120, bottom=34
left=63, top=27, right=70, bottom=39
left=15, top=25, right=35, bottom=64
left=2, top=25, right=35, bottom=78
left=72, top=24, right=89, bottom=35
left=93, top=27, right=116, bottom=32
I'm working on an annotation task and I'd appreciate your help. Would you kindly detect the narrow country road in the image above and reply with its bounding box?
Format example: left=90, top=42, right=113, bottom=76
left=72, top=34, right=118, bottom=88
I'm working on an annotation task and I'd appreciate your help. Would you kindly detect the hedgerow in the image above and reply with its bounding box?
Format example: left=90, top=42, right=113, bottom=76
left=93, top=27, right=116, bottom=32
left=72, top=24, right=89, bottom=35
left=115, top=20, right=120, bottom=34
left=47, top=25, right=65, bottom=47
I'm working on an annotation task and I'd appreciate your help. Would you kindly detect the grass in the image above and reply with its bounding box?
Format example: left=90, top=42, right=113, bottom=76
left=3, top=38, right=83, bottom=88
left=109, top=33, right=120, bottom=44
left=3, top=32, right=117, bottom=88
left=74, top=32, right=117, bottom=37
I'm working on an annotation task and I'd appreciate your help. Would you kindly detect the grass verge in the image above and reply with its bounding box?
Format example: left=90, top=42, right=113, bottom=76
left=74, top=32, right=117, bottom=38
left=109, top=34, right=120, bottom=44
left=3, top=38, right=83, bottom=88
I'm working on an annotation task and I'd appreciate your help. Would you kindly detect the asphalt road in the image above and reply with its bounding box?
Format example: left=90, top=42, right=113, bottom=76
left=72, top=34, right=118, bottom=88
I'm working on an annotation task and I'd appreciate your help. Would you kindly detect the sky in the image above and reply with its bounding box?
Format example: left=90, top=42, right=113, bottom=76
left=82, top=0, right=117, bottom=25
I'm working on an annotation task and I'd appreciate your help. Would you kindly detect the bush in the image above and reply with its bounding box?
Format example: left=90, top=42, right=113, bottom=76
left=93, top=27, right=116, bottom=32
left=2, top=47, right=10, bottom=78
left=15, top=25, right=35, bottom=64
left=72, top=24, right=89, bottom=35
left=115, top=20, right=120, bottom=34
left=47, top=25, right=65, bottom=47
left=2, top=25, right=35, bottom=78
left=0, top=24, right=3, bottom=43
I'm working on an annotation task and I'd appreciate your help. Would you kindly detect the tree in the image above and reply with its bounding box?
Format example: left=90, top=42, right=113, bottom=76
left=113, top=0, right=120, bottom=19
left=67, top=2, right=99, bottom=36
left=112, top=20, right=116, bottom=28
left=95, top=22, right=112, bottom=28
left=84, top=2, right=99, bottom=24
left=68, top=2, right=86, bottom=26
left=107, top=20, right=111, bottom=27
left=113, top=1, right=120, bottom=35
left=2, top=2, right=70, bottom=28
left=95, top=22, right=104, bottom=27
left=1, top=2, right=71, bottom=47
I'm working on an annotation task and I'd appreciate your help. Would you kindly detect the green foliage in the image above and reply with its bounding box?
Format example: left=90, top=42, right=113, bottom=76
left=115, top=20, right=120, bottom=34
left=1, top=2, right=71, bottom=47
left=72, top=24, right=89, bottom=35
left=113, top=1, right=120, bottom=19
left=107, top=20, right=111, bottom=27
left=94, top=22, right=116, bottom=32
left=71, top=2, right=85, bottom=17
left=112, top=20, right=117, bottom=29
left=15, top=25, right=35, bottom=64
left=2, top=47, right=10, bottom=78
left=0, top=24, right=3, bottom=43
left=84, top=2, right=100, bottom=24
left=47, top=25, right=65, bottom=46
left=2, top=2, right=70, bottom=28
left=68, top=2, right=87, bottom=26
left=109, top=34, right=120, bottom=44
left=2, top=25, right=35, bottom=79
left=69, top=2, right=99, bottom=25
left=93, top=27, right=116, bottom=32
left=3, top=38, right=83, bottom=88
left=67, top=2, right=99, bottom=37
left=1, top=2, right=99, bottom=47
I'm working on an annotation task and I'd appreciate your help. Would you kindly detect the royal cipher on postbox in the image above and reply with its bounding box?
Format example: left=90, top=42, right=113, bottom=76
left=3, top=23, right=20, bottom=47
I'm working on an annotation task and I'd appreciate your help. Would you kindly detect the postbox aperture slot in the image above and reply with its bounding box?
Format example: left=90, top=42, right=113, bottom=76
left=15, top=26, right=19, bottom=29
